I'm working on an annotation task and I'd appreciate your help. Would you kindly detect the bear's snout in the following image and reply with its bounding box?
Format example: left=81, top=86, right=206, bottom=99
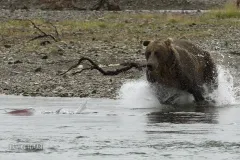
left=146, top=69, right=156, bottom=83
left=146, top=64, right=154, bottom=71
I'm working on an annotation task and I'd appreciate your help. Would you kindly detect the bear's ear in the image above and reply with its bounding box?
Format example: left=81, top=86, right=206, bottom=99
left=164, top=38, right=173, bottom=47
left=142, top=40, right=151, bottom=46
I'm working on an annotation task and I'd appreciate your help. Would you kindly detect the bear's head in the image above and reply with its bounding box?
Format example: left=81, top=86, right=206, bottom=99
left=143, top=38, right=176, bottom=83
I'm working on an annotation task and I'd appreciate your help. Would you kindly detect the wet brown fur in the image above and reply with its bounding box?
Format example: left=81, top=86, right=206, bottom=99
left=143, top=38, right=218, bottom=102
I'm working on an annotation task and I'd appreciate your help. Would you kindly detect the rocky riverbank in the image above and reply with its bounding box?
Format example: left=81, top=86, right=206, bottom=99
left=0, top=8, right=240, bottom=98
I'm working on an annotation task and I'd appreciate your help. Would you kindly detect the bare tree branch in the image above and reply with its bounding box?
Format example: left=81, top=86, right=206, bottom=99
left=28, top=20, right=58, bottom=42
left=29, top=35, right=55, bottom=42
left=47, top=21, right=60, bottom=40
left=60, top=57, right=145, bottom=76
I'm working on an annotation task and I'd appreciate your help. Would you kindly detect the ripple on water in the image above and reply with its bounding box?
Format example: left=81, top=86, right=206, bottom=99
left=147, top=111, right=218, bottom=124
left=0, top=94, right=240, bottom=159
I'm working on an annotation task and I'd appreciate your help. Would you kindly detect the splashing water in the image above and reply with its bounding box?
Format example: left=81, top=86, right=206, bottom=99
left=118, top=66, right=238, bottom=108
left=117, top=77, right=160, bottom=108
left=210, top=66, right=236, bottom=106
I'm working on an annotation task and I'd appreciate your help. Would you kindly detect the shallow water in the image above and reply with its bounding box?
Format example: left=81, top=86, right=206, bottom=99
left=0, top=95, right=240, bottom=160
left=1, top=52, right=240, bottom=159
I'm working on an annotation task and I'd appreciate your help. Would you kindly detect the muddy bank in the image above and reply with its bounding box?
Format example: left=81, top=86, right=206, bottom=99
left=0, top=9, right=240, bottom=98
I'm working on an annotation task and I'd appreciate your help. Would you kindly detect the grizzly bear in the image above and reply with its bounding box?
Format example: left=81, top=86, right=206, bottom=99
left=237, top=0, right=240, bottom=8
left=143, top=38, right=218, bottom=104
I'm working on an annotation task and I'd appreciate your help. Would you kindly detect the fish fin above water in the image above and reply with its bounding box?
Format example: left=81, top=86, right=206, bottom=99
left=75, top=101, right=88, bottom=114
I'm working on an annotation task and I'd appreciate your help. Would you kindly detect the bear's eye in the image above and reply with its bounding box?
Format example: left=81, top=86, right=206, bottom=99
left=145, top=52, right=151, bottom=59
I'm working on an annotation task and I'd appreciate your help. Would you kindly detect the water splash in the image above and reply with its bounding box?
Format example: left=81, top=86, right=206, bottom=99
left=210, top=66, right=236, bottom=106
left=117, top=77, right=160, bottom=108
left=117, top=66, right=238, bottom=107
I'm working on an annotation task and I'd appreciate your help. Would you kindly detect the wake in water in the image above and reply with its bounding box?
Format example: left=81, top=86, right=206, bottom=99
left=118, top=65, right=239, bottom=108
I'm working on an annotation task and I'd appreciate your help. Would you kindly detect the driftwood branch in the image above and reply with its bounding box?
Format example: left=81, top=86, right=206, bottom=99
left=60, top=57, right=145, bottom=76
left=47, top=21, right=60, bottom=40
left=28, top=20, right=58, bottom=42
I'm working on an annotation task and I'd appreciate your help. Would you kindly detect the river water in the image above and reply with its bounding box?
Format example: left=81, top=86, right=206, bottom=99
left=0, top=81, right=240, bottom=160
left=1, top=53, right=240, bottom=159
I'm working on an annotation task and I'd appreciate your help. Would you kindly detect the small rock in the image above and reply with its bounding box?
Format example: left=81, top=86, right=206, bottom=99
left=76, top=136, right=86, bottom=139
left=56, top=70, right=63, bottom=75
left=8, top=60, right=22, bottom=64
left=42, top=55, right=48, bottom=59
left=125, top=20, right=130, bottom=23
left=197, top=9, right=201, bottom=13
left=34, top=67, right=42, bottom=72
left=22, top=5, right=29, bottom=10
left=68, top=45, right=74, bottom=49
left=22, top=92, right=29, bottom=96
left=53, top=86, right=64, bottom=93
left=13, top=60, right=23, bottom=64
left=189, top=23, right=197, bottom=27
left=4, top=44, right=11, bottom=48
left=30, top=92, right=38, bottom=96
left=40, top=41, right=51, bottom=46
left=68, top=92, right=74, bottom=97
left=80, top=93, right=89, bottom=98
left=58, top=49, right=64, bottom=55
left=60, top=92, right=69, bottom=97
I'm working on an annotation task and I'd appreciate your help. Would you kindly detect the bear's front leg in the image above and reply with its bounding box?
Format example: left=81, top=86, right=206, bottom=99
left=189, top=87, right=215, bottom=106
left=188, top=86, right=205, bottom=103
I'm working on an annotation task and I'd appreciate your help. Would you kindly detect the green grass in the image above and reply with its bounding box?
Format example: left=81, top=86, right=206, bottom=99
left=1, top=7, right=240, bottom=48
left=57, top=20, right=126, bottom=31
left=206, top=1, right=240, bottom=19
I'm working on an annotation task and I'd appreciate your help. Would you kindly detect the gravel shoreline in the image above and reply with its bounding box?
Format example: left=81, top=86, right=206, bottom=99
left=0, top=9, right=240, bottom=99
